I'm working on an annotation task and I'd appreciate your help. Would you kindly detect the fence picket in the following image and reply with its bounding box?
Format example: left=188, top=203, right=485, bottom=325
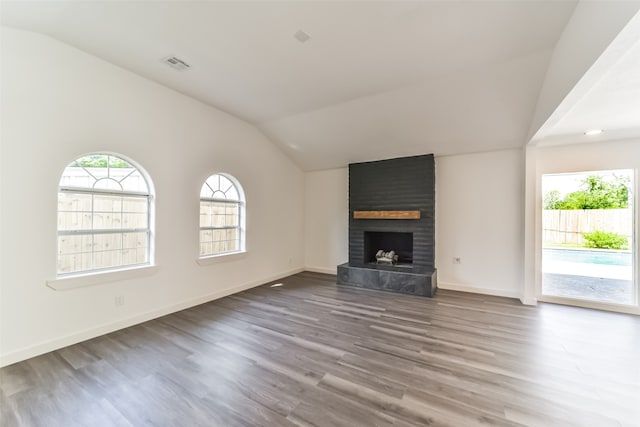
left=542, top=209, right=632, bottom=246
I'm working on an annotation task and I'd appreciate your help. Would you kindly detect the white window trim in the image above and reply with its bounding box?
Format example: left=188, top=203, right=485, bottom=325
left=198, top=173, right=246, bottom=259
left=196, top=250, right=248, bottom=266
left=47, top=264, right=159, bottom=291
left=56, top=153, right=155, bottom=278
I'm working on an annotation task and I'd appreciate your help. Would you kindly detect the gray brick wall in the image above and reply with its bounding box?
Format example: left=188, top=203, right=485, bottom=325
left=348, top=154, right=435, bottom=269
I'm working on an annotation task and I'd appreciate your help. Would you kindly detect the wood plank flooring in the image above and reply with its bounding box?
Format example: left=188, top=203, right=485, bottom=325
left=1, top=271, right=639, bottom=426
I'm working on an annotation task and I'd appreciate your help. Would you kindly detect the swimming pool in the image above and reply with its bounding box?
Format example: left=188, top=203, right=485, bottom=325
left=543, top=248, right=632, bottom=266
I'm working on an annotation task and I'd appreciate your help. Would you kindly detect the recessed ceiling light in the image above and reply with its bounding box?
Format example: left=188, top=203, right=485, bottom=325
left=584, top=129, right=603, bottom=136
left=294, top=30, right=311, bottom=43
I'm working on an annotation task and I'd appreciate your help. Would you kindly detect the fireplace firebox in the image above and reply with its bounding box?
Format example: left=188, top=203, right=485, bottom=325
left=364, top=231, right=413, bottom=266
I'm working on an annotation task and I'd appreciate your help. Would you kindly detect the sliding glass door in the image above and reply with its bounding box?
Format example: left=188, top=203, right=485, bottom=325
left=541, top=170, right=637, bottom=308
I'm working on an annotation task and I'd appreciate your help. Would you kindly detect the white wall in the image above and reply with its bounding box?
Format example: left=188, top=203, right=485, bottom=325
left=303, top=168, right=348, bottom=274
left=0, top=28, right=304, bottom=366
left=302, top=150, right=525, bottom=298
left=436, top=149, right=524, bottom=298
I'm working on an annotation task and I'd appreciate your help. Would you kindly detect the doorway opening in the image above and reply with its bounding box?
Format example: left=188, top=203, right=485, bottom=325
left=541, top=170, right=636, bottom=306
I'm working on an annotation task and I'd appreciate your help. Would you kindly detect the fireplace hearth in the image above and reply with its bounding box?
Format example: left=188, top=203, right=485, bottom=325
left=337, top=154, right=437, bottom=297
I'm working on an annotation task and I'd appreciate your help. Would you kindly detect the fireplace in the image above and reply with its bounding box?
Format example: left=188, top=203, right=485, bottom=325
left=364, top=231, right=413, bottom=266
left=337, top=154, right=437, bottom=297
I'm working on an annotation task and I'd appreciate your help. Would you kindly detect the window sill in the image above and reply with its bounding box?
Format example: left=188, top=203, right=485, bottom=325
left=47, top=265, right=159, bottom=291
left=197, top=251, right=247, bottom=266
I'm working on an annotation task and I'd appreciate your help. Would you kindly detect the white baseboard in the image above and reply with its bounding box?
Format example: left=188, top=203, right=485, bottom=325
left=438, top=281, right=522, bottom=300
left=0, top=267, right=304, bottom=368
left=303, top=266, right=337, bottom=275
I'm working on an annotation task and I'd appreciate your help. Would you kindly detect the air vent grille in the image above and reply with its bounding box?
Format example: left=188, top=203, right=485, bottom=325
left=162, top=56, right=191, bottom=71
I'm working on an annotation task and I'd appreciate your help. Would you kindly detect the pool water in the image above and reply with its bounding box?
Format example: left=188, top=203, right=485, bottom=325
left=543, top=248, right=632, bottom=266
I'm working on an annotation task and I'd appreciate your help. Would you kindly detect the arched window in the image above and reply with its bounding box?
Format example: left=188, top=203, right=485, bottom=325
left=199, top=173, right=245, bottom=257
left=57, top=154, right=153, bottom=276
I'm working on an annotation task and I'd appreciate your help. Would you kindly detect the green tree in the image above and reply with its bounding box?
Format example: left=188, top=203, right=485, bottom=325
left=72, top=154, right=131, bottom=168
left=543, top=190, right=562, bottom=210
left=545, top=175, right=629, bottom=210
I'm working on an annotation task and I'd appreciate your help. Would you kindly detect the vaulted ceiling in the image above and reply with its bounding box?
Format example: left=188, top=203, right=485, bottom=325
left=2, top=1, right=639, bottom=170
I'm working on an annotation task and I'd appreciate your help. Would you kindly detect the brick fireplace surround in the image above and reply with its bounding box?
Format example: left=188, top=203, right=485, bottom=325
left=337, top=154, right=437, bottom=297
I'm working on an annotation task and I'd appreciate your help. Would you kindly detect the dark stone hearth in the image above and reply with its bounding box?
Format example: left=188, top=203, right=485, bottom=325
left=338, top=154, right=437, bottom=297
left=338, top=263, right=437, bottom=297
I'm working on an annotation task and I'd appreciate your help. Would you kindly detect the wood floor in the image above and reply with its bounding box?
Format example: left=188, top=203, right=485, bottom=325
left=1, top=272, right=639, bottom=427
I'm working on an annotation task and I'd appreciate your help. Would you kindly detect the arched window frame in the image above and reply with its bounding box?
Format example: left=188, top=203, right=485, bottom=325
left=56, top=153, right=154, bottom=277
left=199, top=173, right=246, bottom=258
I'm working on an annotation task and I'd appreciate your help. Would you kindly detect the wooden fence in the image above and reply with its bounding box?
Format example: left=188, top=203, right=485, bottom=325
left=542, top=209, right=632, bottom=246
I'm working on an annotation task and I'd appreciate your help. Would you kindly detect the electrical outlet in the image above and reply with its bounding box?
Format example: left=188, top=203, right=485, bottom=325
left=115, top=295, right=125, bottom=306
left=453, top=257, right=461, bottom=264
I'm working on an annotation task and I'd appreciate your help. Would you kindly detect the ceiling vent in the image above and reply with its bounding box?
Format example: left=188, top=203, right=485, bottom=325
left=161, top=56, right=191, bottom=71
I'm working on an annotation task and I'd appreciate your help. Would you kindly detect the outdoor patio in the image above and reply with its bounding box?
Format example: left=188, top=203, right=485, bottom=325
left=543, top=273, right=634, bottom=305
left=542, top=246, right=635, bottom=305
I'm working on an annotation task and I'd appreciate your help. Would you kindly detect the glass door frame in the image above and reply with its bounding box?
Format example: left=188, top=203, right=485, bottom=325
left=536, top=168, right=639, bottom=314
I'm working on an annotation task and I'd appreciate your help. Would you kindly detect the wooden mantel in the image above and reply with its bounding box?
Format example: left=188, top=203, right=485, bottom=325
left=353, top=210, right=420, bottom=220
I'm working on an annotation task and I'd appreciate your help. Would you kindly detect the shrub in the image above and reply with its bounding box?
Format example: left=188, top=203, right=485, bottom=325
left=582, top=230, right=629, bottom=250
